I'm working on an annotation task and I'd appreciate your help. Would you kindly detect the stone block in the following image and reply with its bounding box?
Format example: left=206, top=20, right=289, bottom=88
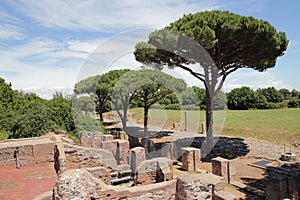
left=134, top=157, right=173, bottom=186
left=212, top=157, right=230, bottom=183
left=115, top=139, right=129, bottom=165
left=129, top=147, right=146, bottom=172
left=141, top=138, right=155, bottom=153
left=181, top=147, right=201, bottom=171
left=111, top=130, right=129, bottom=141
left=101, top=140, right=117, bottom=157
left=54, top=143, right=66, bottom=175
left=101, top=135, right=114, bottom=142
left=80, top=131, right=103, bottom=148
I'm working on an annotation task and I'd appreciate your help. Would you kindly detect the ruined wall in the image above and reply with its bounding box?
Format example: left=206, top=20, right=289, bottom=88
left=81, top=133, right=130, bottom=166
left=266, top=171, right=300, bottom=200
left=134, top=157, right=173, bottom=186
left=212, top=157, right=230, bottom=183
left=129, top=147, right=146, bottom=172
left=53, top=168, right=228, bottom=200
left=64, top=143, right=117, bottom=171
left=176, top=173, right=224, bottom=200
left=54, top=143, right=66, bottom=175
left=181, top=147, right=201, bottom=171
left=80, top=132, right=104, bottom=148
left=0, top=136, right=59, bottom=167
left=53, top=168, right=177, bottom=200
left=85, top=167, right=111, bottom=185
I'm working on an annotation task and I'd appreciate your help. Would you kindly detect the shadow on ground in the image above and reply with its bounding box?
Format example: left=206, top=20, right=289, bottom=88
left=239, top=163, right=300, bottom=199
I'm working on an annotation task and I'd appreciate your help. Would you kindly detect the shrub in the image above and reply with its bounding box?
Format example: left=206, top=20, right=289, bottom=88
left=165, top=104, right=181, bottom=110
left=182, top=105, right=200, bottom=110
left=288, top=99, right=300, bottom=108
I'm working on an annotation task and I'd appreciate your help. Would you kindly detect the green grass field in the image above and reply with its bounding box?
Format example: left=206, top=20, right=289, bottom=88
left=128, top=108, right=300, bottom=144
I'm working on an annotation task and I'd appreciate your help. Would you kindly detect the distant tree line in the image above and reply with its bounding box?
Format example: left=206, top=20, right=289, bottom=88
left=0, top=77, right=105, bottom=141
left=227, top=86, right=300, bottom=110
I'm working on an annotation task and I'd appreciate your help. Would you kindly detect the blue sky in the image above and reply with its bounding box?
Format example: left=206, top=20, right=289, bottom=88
left=0, top=0, right=299, bottom=99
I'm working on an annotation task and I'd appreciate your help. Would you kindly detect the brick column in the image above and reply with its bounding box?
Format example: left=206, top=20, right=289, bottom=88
left=129, top=147, right=146, bottom=172
left=181, top=147, right=201, bottom=171
left=211, top=157, right=230, bottom=183
left=115, top=139, right=129, bottom=165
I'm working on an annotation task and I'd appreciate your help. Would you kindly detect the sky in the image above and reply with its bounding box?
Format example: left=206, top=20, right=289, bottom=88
left=0, top=0, right=300, bottom=99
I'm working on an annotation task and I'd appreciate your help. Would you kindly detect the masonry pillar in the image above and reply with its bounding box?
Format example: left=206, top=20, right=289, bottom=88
left=54, top=143, right=66, bottom=175
left=161, top=142, right=177, bottom=160
left=129, top=147, right=146, bottom=172
left=115, top=139, right=129, bottom=165
left=181, top=147, right=201, bottom=171
left=212, top=157, right=230, bottom=183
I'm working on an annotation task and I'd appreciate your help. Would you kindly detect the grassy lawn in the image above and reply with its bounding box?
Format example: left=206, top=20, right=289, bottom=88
left=127, top=108, right=300, bottom=144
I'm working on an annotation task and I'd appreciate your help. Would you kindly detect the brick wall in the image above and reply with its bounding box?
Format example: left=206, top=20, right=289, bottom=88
left=0, top=137, right=58, bottom=167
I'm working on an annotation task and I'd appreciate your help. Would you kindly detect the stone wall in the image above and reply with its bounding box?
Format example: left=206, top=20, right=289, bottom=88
left=54, top=143, right=66, bottom=175
left=80, top=132, right=104, bottom=148
left=85, top=167, right=111, bottom=185
left=181, top=147, right=201, bottom=171
left=53, top=168, right=229, bottom=200
left=0, top=136, right=59, bottom=167
left=212, top=157, right=230, bottom=183
left=128, top=147, right=146, bottom=172
left=176, top=173, right=224, bottom=200
left=53, top=168, right=177, bottom=200
left=266, top=171, right=300, bottom=200
left=134, top=157, right=173, bottom=186
left=81, top=132, right=130, bottom=166
left=64, top=143, right=117, bottom=171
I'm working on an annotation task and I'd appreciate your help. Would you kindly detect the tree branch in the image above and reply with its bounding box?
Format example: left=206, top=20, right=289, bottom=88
left=177, top=64, right=205, bottom=83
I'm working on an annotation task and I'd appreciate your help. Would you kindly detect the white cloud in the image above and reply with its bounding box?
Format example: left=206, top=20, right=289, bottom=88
left=0, top=24, right=24, bottom=40
left=66, top=40, right=103, bottom=53
left=1, top=0, right=293, bottom=99
left=223, top=69, right=293, bottom=91
left=6, top=0, right=220, bottom=32
left=0, top=37, right=90, bottom=97
left=22, top=87, right=74, bottom=99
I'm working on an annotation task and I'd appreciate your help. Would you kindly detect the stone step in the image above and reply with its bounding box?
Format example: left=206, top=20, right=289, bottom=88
left=117, top=164, right=130, bottom=171
left=231, top=181, right=265, bottom=197
left=118, top=169, right=132, bottom=178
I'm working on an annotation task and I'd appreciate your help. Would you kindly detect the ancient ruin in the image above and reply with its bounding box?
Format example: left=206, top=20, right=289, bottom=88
left=0, top=125, right=300, bottom=200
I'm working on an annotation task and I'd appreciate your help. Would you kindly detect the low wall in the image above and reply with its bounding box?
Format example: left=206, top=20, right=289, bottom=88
left=64, top=143, right=118, bottom=171
left=0, top=136, right=59, bottom=167
left=53, top=169, right=227, bottom=200
left=53, top=168, right=176, bottom=200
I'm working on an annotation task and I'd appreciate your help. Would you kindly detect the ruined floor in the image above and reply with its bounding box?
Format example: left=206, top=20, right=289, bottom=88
left=0, top=165, right=56, bottom=200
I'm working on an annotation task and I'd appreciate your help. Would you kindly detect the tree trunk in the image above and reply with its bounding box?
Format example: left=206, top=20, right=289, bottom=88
left=205, top=87, right=214, bottom=152
left=99, top=111, right=104, bottom=121
left=144, top=106, right=149, bottom=136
